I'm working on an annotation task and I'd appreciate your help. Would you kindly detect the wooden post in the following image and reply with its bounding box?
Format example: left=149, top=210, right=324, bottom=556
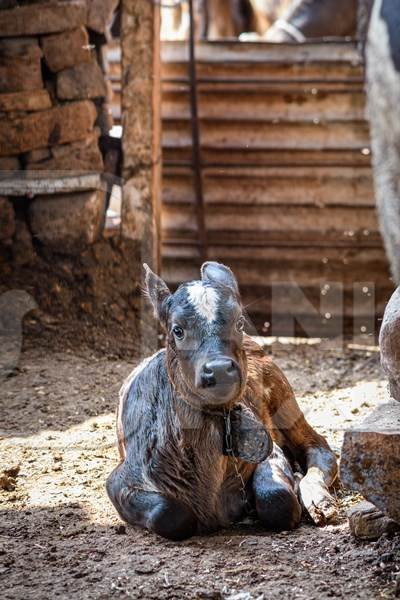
left=121, top=0, right=161, bottom=274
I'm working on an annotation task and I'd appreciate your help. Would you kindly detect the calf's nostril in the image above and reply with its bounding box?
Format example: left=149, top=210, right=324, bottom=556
left=226, top=360, right=236, bottom=374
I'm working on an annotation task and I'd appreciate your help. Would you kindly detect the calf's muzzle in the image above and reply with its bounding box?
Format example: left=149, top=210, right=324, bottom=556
left=196, top=356, right=240, bottom=402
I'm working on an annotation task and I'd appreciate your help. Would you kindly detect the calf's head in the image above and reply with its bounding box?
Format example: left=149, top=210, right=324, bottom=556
left=144, top=261, right=247, bottom=410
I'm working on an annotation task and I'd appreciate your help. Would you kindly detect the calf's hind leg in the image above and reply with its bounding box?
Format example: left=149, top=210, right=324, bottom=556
left=253, top=443, right=302, bottom=531
left=106, top=464, right=198, bottom=541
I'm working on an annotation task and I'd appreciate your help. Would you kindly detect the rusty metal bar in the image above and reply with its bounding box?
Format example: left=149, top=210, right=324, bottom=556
left=188, top=0, right=207, bottom=262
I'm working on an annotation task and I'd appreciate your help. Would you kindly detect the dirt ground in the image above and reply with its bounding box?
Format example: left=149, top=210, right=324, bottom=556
left=1, top=335, right=400, bottom=600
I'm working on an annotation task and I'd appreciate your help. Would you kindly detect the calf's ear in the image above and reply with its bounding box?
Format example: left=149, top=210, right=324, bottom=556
left=143, top=264, right=171, bottom=323
left=201, top=261, right=239, bottom=296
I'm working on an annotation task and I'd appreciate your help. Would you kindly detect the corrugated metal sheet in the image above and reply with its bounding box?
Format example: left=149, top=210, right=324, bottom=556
left=107, top=40, right=394, bottom=335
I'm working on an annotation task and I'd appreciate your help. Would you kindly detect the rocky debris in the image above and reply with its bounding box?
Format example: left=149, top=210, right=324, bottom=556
left=41, top=26, right=92, bottom=72
left=29, top=190, right=106, bottom=253
left=57, top=61, right=107, bottom=101
left=0, top=197, right=15, bottom=242
left=340, top=401, right=400, bottom=523
left=0, top=100, right=97, bottom=156
left=0, top=465, right=20, bottom=491
left=348, top=500, right=400, bottom=540
left=0, top=1, right=87, bottom=37
left=379, top=286, right=400, bottom=400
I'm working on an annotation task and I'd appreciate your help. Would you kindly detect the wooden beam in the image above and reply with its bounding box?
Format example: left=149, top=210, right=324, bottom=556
left=121, top=0, right=161, bottom=274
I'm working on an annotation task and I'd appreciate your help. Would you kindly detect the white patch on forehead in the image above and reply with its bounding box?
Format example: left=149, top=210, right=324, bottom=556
left=187, top=282, right=219, bottom=323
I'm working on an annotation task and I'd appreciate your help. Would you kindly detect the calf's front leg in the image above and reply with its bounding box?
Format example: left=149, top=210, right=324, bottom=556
left=266, top=364, right=338, bottom=525
left=298, top=445, right=338, bottom=525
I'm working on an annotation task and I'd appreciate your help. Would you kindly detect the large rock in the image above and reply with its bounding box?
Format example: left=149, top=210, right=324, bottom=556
left=348, top=500, right=400, bottom=540
left=26, top=131, right=104, bottom=172
left=366, top=0, right=400, bottom=284
left=340, top=401, right=400, bottom=523
left=0, top=197, right=15, bottom=242
left=0, top=1, right=87, bottom=36
left=41, top=27, right=92, bottom=72
left=29, top=190, right=106, bottom=253
left=0, top=38, right=43, bottom=93
left=57, top=61, right=107, bottom=100
left=0, top=100, right=97, bottom=156
left=380, top=287, right=400, bottom=400
left=0, top=89, right=51, bottom=112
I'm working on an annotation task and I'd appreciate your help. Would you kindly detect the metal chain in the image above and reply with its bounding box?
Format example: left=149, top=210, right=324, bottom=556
left=223, top=410, right=251, bottom=515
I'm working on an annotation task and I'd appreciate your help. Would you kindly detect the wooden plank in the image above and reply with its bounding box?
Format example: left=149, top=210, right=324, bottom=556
left=109, top=41, right=363, bottom=70
left=162, top=120, right=370, bottom=150
left=161, top=62, right=364, bottom=83
left=163, top=147, right=372, bottom=167
left=161, top=40, right=362, bottom=65
left=162, top=201, right=378, bottom=235
left=162, top=166, right=374, bottom=207
left=121, top=0, right=161, bottom=274
left=162, top=258, right=391, bottom=288
left=163, top=80, right=364, bottom=93
left=162, top=244, right=387, bottom=263
left=162, top=89, right=366, bottom=122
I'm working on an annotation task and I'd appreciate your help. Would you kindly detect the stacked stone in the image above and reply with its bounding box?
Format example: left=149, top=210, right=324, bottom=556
left=0, top=0, right=116, bottom=252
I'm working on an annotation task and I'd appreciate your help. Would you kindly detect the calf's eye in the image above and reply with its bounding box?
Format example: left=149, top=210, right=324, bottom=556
left=172, top=325, right=185, bottom=340
left=236, top=317, right=245, bottom=333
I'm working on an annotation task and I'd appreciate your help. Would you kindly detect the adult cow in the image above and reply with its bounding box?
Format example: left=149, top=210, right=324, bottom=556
left=264, top=0, right=358, bottom=42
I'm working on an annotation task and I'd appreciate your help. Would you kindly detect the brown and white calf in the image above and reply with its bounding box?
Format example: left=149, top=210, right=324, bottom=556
left=106, top=262, right=337, bottom=540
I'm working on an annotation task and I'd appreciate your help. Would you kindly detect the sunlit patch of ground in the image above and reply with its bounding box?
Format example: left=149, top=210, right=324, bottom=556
left=0, top=340, right=398, bottom=599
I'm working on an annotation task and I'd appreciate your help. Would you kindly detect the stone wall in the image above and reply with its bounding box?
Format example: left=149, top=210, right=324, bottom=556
left=0, top=0, right=126, bottom=249
left=0, top=0, right=149, bottom=357
left=0, top=1, right=110, bottom=174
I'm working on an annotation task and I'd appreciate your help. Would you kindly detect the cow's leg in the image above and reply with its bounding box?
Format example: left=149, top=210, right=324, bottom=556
left=253, top=443, right=302, bottom=531
left=106, top=464, right=198, bottom=541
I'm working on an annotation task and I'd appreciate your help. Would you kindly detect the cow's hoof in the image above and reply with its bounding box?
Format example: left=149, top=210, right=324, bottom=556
left=299, top=476, right=338, bottom=526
